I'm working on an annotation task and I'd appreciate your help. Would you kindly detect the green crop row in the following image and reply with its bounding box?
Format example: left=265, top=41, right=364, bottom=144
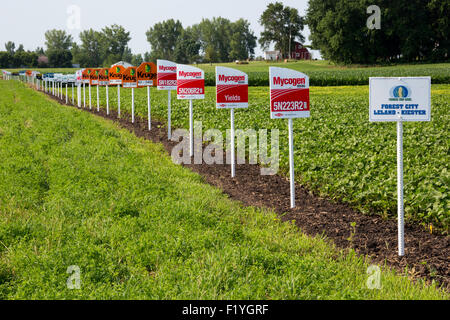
left=202, top=67, right=450, bottom=86
left=62, top=84, right=449, bottom=232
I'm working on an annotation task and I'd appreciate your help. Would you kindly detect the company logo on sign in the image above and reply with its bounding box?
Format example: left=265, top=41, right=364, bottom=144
left=273, top=77, right=306, bottom=87
left=270, top=67, right=310, bottom=119
left=116, top=66, right=120, bottom=73
left=389, top=85, right=411, bottom=101
left=159, top=65, right=176, bottom=72
left=218, top=75, right=246, bottom=83
left=179, top=71, right=202, bottom=78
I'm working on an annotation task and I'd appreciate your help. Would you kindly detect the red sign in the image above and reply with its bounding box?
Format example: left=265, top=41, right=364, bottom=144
left=269, top=67, right=310, bottom=119
left=176, top=64, right=204, bottom=100
left=216, top=66, right=248, bottom=109
left=157, top=59, right=177, bottom=90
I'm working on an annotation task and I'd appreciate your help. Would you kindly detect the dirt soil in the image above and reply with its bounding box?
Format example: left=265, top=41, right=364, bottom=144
left=44, top=91, right=449, bottom=291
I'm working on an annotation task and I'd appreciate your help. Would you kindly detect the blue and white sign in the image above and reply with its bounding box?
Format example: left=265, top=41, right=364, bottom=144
left=369, top=77, right=431, bottom=122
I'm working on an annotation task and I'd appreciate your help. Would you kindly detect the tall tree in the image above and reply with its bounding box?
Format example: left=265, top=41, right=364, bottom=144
left=259, top=2, right=305, bottom=58
left=5, top=41, right=15, bottom=55
left=44, top=29, right=73, bottom=67
left=174, top=26, right=201, bottom=63
left=306, top=0, right=447, bottom=64
left=198, top=17, right=233, bottom=62
left=78, top=29, right=104, bottom=67
left=229, top=19, right=257, bottom=61
left=101, top=24, right=131, bottom=64
left=146, top=19, right=183, bottom=61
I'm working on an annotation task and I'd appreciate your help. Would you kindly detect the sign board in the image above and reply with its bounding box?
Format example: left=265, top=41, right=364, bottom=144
left=122, top=67, right=137, bottom=88
left=137, top=62, right=157, bottom=87
left=82, top=69, right=92, bottom=84
left=98, top=68, right=109, bottom=86
left=216, top=67, right=248, bottom=109
left=269, top=67, right=310, bottom=119
left=89, top=69, right=100, bottom=86
left=369, top=77, right=431, bottom=122
left=157, top=60, right=177, bottom=90
left=176, top=64, right=205, bottom=100
left=75, top=70, right=83, bottom=85
left=109, top=65, right=125, bottom=86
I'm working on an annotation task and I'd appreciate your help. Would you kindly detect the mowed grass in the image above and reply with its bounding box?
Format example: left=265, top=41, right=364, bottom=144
left=65, top=83, right=449, bottom=232
left=0, top=80, right=447, bottom=299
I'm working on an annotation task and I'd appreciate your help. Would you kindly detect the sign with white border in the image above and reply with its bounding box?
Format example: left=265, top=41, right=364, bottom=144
left=369, top=77, right=431, bottom=122
left=216, top=67, right=248, bottom=109
left=269, top=67, right=310, bottom=119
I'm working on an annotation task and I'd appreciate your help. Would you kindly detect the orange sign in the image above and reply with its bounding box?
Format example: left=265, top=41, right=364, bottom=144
left=136, top=62, right=157, bottom=87
left=25, top=70, right=33, bottom=76
left=82, top=68, right=93, bottom=84
left=98, top=68, right=110, bottom=86
left=89, top=69, right=100, bottom=86
left=108, top=65, right=125, bottom=86
left=122, top=67, right=137, bottom=88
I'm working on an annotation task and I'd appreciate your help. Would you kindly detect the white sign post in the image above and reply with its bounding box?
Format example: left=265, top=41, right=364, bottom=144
left=157, top=60, right=177, bottom=139
left=369, top=77, right=431, bottom=256
left=176, top=64, right=205, bottom=157
left=216, top=67, right=249, bottom=177
left=270, top=67, right=310, bottom=209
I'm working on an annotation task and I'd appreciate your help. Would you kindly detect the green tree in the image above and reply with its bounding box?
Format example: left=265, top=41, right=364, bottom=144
left=101, top=24, right=131, bottom=64
left=78, top=29, right=104, bottom=67
left=146, top=19, right=183, bottom=61
left=0, top=52, right=13, bottom=68
left=306, top=0, right=446, bottom=64
left=174, top=26, right=201, bottom=64
left=131, top=54, right=143, bottom=66
left=5, top=41, right=15, bottom=55
left=229, top=19, right=257, bottom=61
left=44, top=29, right=73, bottom=67
left=198, top=17, right=233, bottom=62
left=259, top=2, right=305, bottom=58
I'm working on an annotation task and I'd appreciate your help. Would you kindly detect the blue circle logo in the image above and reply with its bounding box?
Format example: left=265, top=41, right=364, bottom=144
left=392, top=85, right=409, bottom=98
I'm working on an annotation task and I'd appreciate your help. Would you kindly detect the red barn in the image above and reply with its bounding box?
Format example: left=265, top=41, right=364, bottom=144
left=290, top=42, right=311, bottom=60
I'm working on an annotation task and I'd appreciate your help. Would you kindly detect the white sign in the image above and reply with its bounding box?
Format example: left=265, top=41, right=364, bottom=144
left=176, top=64, right=205, bottom=100
left=269, top=67, right=310, bottom=119
left=216, top=67, right=248, bottom=109
left=369, top=77, right=431, bottom=122
left=157, top=60, right=177, bottom=90
left=75, top=70, right=83, bottom=85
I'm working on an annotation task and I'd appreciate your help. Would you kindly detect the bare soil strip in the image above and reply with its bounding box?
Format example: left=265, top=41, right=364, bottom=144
left=44, top=91, right=449, bottom=290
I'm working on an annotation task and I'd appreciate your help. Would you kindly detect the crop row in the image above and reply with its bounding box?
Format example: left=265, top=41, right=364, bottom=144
left=62, top=84, right=449, bottom=232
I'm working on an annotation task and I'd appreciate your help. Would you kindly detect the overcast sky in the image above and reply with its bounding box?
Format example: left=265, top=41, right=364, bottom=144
left=0, top=0, right=321, bottom=58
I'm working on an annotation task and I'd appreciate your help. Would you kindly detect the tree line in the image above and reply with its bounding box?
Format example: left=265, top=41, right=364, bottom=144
left=0, top=1, right=448, bottom=68
left=307, top=0, right=448, bottom=64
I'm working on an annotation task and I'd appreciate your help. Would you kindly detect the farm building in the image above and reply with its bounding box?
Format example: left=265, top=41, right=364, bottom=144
left=264, top=50, right=281, bottom=61
left=289, top=42, right=311, bottom=60
left=264, top=43, right=312, bottom=60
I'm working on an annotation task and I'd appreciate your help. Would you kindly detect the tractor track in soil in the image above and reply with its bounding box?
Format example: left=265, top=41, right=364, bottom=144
left=43, top=90, right=449, bottom=291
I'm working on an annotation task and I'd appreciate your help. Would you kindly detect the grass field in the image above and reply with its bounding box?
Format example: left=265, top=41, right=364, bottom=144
left=0, top=80, right=447, bottom=299
left=61, top=83, right=449, bottom=232
left=6, top=61, right=450, bottom=86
